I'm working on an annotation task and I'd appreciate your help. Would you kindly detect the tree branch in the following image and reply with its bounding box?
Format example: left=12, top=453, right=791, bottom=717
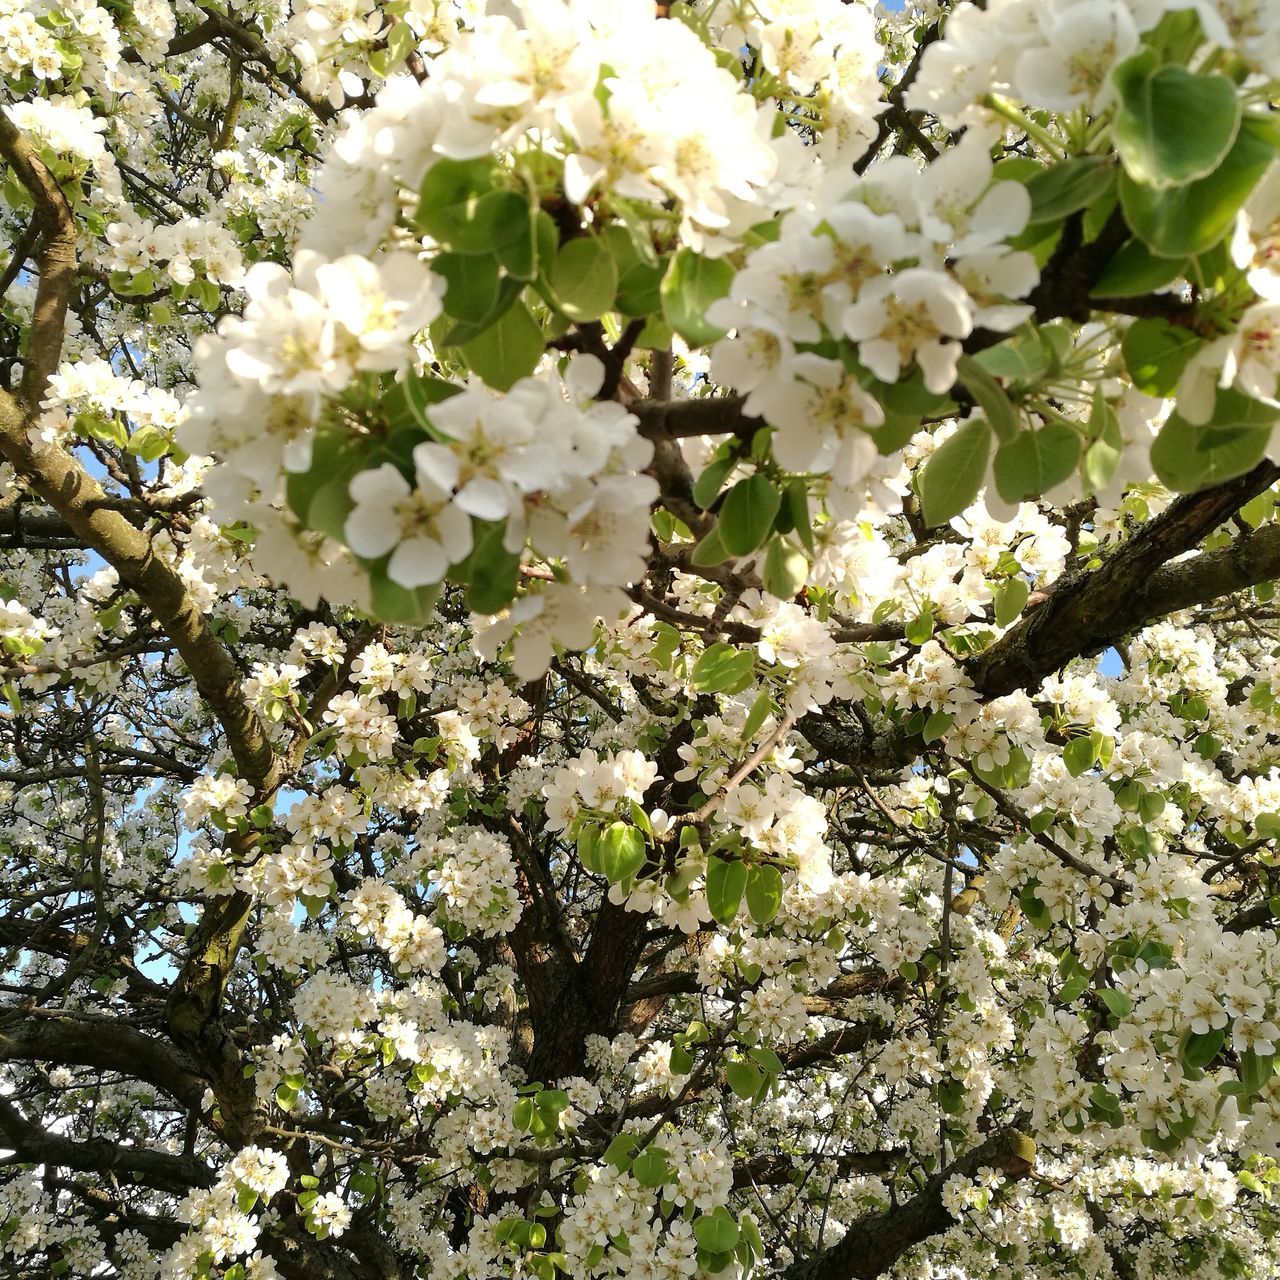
left=779, top=1128, right=1036, bottom=1280
left=0, top=1096, right=213, bottom=1194
left=967, top=461, right=1280, bottom=697
left=0, top=113, right=79, bottom=404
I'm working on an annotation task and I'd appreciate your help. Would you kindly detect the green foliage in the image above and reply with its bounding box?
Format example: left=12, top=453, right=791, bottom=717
left=918, top=417, right=992, bottom=526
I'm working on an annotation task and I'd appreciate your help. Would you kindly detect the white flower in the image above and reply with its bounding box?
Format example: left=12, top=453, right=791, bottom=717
left=1013, top=0, right=1138, bottom=113
left=345, top=463, right=473, bottom=587
left=841, top=268, right=974, bottom=393
left=314, top=252, right=444, bottom=369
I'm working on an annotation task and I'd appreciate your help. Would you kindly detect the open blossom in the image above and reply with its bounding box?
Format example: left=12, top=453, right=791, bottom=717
left=181, top=775, right=255, bottom=828
left=841, top=268, right=975, bottom=393
left=345, top=463, right=474, bottom=587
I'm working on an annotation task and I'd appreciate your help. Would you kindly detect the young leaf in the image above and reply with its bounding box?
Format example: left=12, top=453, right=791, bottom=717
left=706, top=856, right=747, bottom=925
left=718, top=474, right=782, bottom=556
left=745, top=863, right=783, bottom=925
left=726, top=1058, right=764, bottom=1100
left=918, top=417, right=993, bottom=526
left=1023, top=156, right=1116, bottom=224
left=761, top=535, right=807, bottom=599
left=693, top=1216, right=740, bottom=1255
left=992, top=422, right=1081, bottom=503
left=1091, top=238, right=1188, bottom=298
left=460, top=301, right=543, bottom=391
left=598, top=822, right=647, bottom=884
left=1151, top=414, right=1271, bottom=492
left=1120, top=116, right=1275, bottom=258
left=544, top=236, right=618, bottom=322
left=1112, top=54, right=1241, bottom=189
left=993, top=577, right=1030, bottom=628
left=660, top=248, right=733, bottom=347
left=956, top=354, right=1020, bottom=443
left=690, top=643, right=756, bottom=694
left=1121, top=318, right=1203, bottom=397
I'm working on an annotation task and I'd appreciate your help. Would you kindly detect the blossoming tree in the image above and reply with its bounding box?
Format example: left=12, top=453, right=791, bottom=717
left=5, top=0, right=1280, bottom=1277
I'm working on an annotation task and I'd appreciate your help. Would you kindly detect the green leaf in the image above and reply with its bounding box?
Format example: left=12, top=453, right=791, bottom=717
left=690, top=522, right=730, bottom=567
left=902, top=612, right=932, bottom=647
left=690, top=643, right=755, bottom=694
left=993, top=577, right=1030, bottom=628
left=459, top=519, right=522, bottom=615
left=784, top=478, right=814, bottom=553
left=742, top=691, right=772, bottom=741
left=1018, top=882, right=1053, bottom=930
left=974, top=330, right=1048, bottom=384
left=513, top=1097, right=535, bottom=1130
left=1119, top=116, right=1276, bottom=258
left=1060, top=972, right=1090, bottom=1003
left=604, top=1134, right=639, bottom=1169
left=706, top=857, right=747, bottom=925
left=128, top=425, right=172, bottom=463
left=992, top=422, right=1081, bottom=503
left=745, top=864, right=783, bottom=924
left=544, top=236, right=618, bottom=322
left=1241, top=1049, right=1275, bottom=1096
left=918, top=417, right=993, bottom=527
left=1091, top=238, right=1188, bottom=297
left=367, top=564, right=442, bottom=625
left=956, top=354, right=1019, bottom=443
left=416, top=158, right=529, bottom=254
left=496, top=206, right=549, bottom=281
left=1083, top=391, right=1124, bottom=494
left=761, top=536, right=807, bottom=599
left=459, top=301, right=543, bottom=391
left=1181, top=1026, right=1226, bottom=1072
left=726, top=1058, right=764, bottom=1100
left=693, top=452, right=736, bottom=509
left=693, top=1216, right=740, bottom=1255
left=922, top=710, right=953, bottom=744
left=1023, top=156, right=1116, bottom=224
left=1151, top=413, right=1271, bottom=492
left=1112, top=53, right=1241, bottom=189
left=938, top=1079, right=966, bottom=1115
left=433, top=252, right=501, bottom=324
left=630, top=1148, right=672, bottom=1187
left=1121, top=318, right=1203, bottom=396
left=1096, top=988, right=1131, bottom=1019
left=718, top=474, right=782, bottom=556
left=669, top=1043, right=694, bottom=1075
left=1063, top=734, right=1097, bottom=777
left=616, top=260, right=667, bottom=317
left=599, top=822, right=647, bottom=884
left=660, top=248, right=733, bottom=347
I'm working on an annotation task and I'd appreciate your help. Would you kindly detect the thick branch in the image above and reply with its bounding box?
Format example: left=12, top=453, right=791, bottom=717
left=779, top=1129, right=1036, bottom=1280
left=0, top=1097, right=212, bottom=1194
left=968, top=462, right=1280, bottom=696
left=633, top=395, right=754, bottom=442
left=0, top=1014, right=208, bottom=1111
left=0, top=113, right=78, bottom=403
left=0, top=392, right=277, bottom=789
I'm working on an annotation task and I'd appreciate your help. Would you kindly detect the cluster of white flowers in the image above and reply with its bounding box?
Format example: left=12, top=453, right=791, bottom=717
left=710, top=125, right=1036, bottom=513
left=423, top=827, right=523, bottom=937
left=165, top=1149, right=289, bottom=1276
left=101, top=215, right=245, bottom=289
left=179, top=773, right=254, bottom=829
left=543, top=747, right=658, bottom=831
left=344, top=355, right=658, bottom=594
left=3, top=95, right=111, bottom=170
left=184, top=250, right=445, bottom=488
left=344, top=878, right=448, bottom=973
left=913, top=0, right=1280, bottom=128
